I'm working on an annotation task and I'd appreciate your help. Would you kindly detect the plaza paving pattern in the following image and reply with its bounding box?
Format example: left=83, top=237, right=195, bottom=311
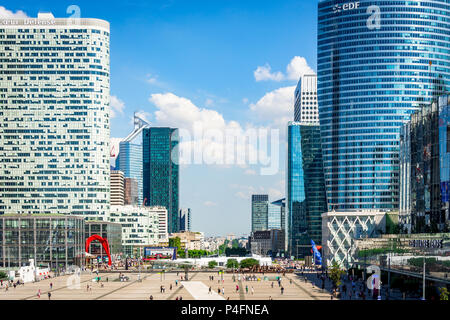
left=0, top=272, right=334, bottom=300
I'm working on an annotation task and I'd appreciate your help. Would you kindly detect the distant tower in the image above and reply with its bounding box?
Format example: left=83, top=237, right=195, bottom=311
left=143, top=128, right=180, bottom=233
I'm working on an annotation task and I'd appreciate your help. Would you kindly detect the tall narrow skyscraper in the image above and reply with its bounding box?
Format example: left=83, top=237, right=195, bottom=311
left=251, top=195, right=269, bottom=232
left=287, top=75, right=327, bottom=257
left=318, top=0, right=450, bottom=211
left=0, top=13, right=110, bottom=218
left=143, top=128, right=179, bottom=233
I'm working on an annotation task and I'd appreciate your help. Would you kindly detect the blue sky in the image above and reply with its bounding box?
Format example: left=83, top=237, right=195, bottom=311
left=2, top=0, right=318, bottom=236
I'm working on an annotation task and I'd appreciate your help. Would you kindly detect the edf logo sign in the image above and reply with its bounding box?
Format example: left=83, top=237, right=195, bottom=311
left=333, top=2, right=361, bottom=13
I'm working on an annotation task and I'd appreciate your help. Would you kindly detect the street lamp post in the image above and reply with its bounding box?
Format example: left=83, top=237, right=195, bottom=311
left=422, top=257, right=426, bottom=300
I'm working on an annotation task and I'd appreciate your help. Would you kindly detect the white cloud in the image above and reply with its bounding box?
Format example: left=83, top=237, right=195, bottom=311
left=0, top=6, right=28, bottom=18
left=135, top=110, right=152, bottom=124
left=149, top=92, right=277, bottom=170
left=249, top=86, right=295, bottom=128
left=254, top=64, right=284, bottom=82
left=204, top=201, right=217, bottom=207
left=254, top=56, right=315, bottom=82
left=286, top=56, right=315, bottom=80
left=110, top=95, right=125, bottom=118
left=146, top=73, right=160, bottom=85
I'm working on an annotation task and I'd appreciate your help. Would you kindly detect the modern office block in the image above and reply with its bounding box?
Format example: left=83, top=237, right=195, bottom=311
left=116, top=142, right=143, bottom=205
left=0, top=13, right=111, bottom=218
left=0, top=214, right=85, bottom=268
left=179, top=208, right=192, bottom=232
left=287, top=122, right=327, bottom=258
left=318, top=0, right=450, bottom=211
left=108, top=205, right=164, bottom=256
left=110, top=171, right=125, bottom=206
left=268, top=199, right=285, bottom=230
left=294, top=75, right=318, bottom=123
left=124, top=178, right=139, bottom=206
left=250, top=229, right=285, bottom=257
left=251, top=195, right=269, bottom=233
left=143, top=128, right=179, bottom=233
left=399, top=95, right=450, bottom=233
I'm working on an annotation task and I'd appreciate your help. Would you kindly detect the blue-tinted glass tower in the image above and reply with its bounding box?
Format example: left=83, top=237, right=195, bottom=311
left=318, top=0, right=450, bottom=211
left=287, top=122, right=327, bottom=257
left=116, top=142, right=143, bottom=205
left=143, top=128, right=179, bottom=233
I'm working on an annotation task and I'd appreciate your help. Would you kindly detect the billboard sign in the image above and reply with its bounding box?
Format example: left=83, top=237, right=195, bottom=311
left=144, top=247, right=177, bottom=260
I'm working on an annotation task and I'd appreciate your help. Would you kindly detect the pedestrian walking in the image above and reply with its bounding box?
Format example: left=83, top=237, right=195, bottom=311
left=281, top=287, right=284, bottom=295
left=37, top=289, right=41, bottom=299
left=251, top=286, right=254, bottom=295
left=48, top=292, right=51, bottom=300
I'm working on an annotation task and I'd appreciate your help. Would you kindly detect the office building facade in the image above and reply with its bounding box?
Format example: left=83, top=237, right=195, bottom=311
left=116, top=141, right=143, bottom=205
left=108, top=205, right=163, bottom=256
left=179, top=208, right=192, bottom=232
left=143, top=128, right=179, bottom=233
left=287, top=122, right=327, bottom=257
left=268, top=199, right=285, bottom=230
left=124, top=178, right=139, bottom=206
left=251, top=195, right=269, bottom=233
left=0, top=13, right=111, bottom=218
left=110, top=170, right=125, bottom=206
left=0, top=214, right=85, bottom=268
left=399, top=95, right=450, bottom=233
left=250, top=229, right=285, bottom=257
left=318, top=0, right=450, bottom=211
left=294, top=74, right=318, bottom=123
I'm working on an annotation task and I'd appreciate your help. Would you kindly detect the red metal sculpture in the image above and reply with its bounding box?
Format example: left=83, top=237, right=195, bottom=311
left=85, top=235, right=112, bottom=266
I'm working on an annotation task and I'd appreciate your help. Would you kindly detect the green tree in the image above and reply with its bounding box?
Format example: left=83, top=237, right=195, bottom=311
left=226, top=259, right=239, bottom=269
left=439, top=287, right=449, bottom=301
left=329, top=263, right=345, bottom=288
left=177, top=249, right=186, bottom=258
left=0, top=271, right=7, bottom=280
left=240, top=258, right=259, bottom=269
left=208, top=260, right=218, bottom=269
left=169, top=237, right=181, bottom=250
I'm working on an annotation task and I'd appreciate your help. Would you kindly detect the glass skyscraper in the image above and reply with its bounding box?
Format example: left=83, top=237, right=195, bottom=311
left=251, top=195, right=269, bottom=232
left=116, top=141, right=143, bottom=205
left=268, top=198, right=285, bottom=230
left=0, top=13, right=110, bottom=218
left=143, top=128, right=179, bottom=233
left=287, top=122, right=327, bottom=257
left=318, top=0, right=450, bottom=211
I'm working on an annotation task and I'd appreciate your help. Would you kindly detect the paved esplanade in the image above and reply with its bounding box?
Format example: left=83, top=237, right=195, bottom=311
left=0, top=272, right=333, bottom=300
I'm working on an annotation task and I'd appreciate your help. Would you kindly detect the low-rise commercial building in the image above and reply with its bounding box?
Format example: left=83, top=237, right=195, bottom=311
left=250, top=229, right=285, bottom=257
left=108, top=206, right=164, bottom=256
left=170, top=231, right=205, bottom=251
left=0, top=215, right=85, bottom=269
